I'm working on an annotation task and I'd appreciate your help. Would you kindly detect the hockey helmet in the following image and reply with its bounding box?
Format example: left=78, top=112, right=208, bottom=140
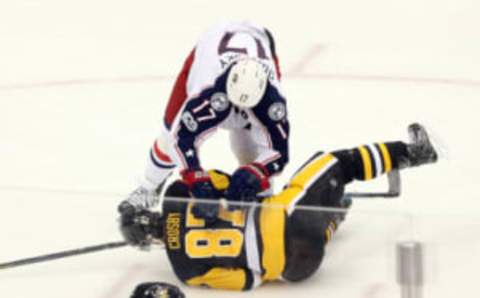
left=226, top=57, right=269, bottom=108
left=130, top=282, right=185, bottom=298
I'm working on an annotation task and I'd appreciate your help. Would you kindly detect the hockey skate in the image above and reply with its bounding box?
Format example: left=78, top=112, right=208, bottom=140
left=404, top=123, right=438, bottom=167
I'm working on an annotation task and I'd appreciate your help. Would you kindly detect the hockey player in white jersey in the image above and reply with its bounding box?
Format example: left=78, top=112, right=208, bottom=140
left=119, top=22, right=289, bottom=221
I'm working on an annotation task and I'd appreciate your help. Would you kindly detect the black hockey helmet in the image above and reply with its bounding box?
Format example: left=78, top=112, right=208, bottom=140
left=130, top=282, right=185, bottom=298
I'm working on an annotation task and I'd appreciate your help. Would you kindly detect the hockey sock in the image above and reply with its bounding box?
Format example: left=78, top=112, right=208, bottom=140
left=332, top=142, right=408, bottom=183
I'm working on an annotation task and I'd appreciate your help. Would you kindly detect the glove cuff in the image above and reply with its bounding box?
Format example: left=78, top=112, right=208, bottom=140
left=181, top=169, right=210, bottom=186
left=241, top=163, right=270, bottom=190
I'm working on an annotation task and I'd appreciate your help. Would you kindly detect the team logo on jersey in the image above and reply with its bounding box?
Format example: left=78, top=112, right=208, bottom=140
left=210, top=92, right=230, bottom=112
left=181, top=112, right=198, bottom=132
left=268, top=102, right=286, bottom=121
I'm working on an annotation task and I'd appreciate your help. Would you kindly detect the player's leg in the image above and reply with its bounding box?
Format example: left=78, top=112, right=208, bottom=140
left=118, top=130, right=179, bottom=246
left=279, top=124, right=438, bottom=282
left=282, top=220, right=326, bottom=282
left=145, top=48, right=197, bottom=190
left=277, top=152, right=347, bottom=210
left=144, top=48, right=200, bottom=191
left=331, top=123, right=437, bottom=184
left=120, top=127, right=177, bottom=212
left=282, top=209, right=344, bottom=282
left=285, top=123, right=437, bottom=212
left=145, top=125, right=177, bottom=189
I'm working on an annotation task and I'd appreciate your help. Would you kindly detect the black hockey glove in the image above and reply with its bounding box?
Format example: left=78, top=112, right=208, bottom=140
left=181, top=169, right=222, bottom=223
left=225, top=163, right=270, bottom=208
left=118, top=202, right=163, bottom=247
left=130, top=282, right=185, bottom=298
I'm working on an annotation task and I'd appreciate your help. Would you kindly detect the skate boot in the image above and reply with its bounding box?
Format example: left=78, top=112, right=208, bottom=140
left=404, top=123, right=438, bottom=167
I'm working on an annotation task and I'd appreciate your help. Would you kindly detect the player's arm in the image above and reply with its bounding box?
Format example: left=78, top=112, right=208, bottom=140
left=252, top=95, right=289, bottom=177
left=226, top=86, right=289, bottom=203
left=169, top=95, right=232, bottom=218
left=171, top=87, right=231, bottom=172
left=184, top=267, right=262, bottom=291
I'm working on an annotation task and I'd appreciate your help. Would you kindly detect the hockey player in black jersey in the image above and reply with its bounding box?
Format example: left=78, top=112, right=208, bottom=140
left=120, top=123, right=438, bottom=292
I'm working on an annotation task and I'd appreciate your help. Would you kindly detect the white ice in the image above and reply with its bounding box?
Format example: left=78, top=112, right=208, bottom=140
left=1, top=0, right=480, bottom=297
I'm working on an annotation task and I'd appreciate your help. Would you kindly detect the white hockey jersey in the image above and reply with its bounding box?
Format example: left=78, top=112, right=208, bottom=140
left=147, top=21, right=288, bottom=185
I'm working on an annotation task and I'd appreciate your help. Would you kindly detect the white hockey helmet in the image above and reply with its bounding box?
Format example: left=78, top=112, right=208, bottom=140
left=226, top=58, right=269, bottom=108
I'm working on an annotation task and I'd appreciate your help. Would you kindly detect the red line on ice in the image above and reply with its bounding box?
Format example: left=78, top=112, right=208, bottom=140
left=2, top=42, right=480, bottom=92
left=287, top=43, right=327, bottom=74
left=1, top=73, right=479, bottom=90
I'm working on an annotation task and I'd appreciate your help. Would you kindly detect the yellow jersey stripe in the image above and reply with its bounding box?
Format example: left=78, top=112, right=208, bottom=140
left=378, top=143, right=392, bottom=173
left=268, top=154, right=336, bottom=213
left=289, top=154, right=336, bottom=190
left=186, top=267, right=246, bottom=290
left=260, top=196, right=286, bottom=281
left=268, top=187, right=303, bottom=207
left=359, top=146, right=373, bottom=180
left=258, top=153, right=337, bottom=281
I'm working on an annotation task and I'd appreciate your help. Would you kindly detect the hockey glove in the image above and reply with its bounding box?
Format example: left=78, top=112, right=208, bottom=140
left=225, top=163, right=270, bottom=208
left=118, top=203, right=163, bottom=248
left=130, top=282, right=185, bottom=298
left=181, top=169, right=221, bottom=223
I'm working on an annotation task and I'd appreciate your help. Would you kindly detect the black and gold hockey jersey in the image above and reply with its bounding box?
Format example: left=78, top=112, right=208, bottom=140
left=163, top=195, right=256, bottom=290
left=161, top=153, right=342, bottom=291
left=162, top=142, right=405, bottom=290
left=162, top=169, right=304, bottom=291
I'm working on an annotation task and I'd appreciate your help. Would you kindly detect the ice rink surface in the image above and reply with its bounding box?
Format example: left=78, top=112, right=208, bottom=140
left=1, top=0, right=480, bottom=297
